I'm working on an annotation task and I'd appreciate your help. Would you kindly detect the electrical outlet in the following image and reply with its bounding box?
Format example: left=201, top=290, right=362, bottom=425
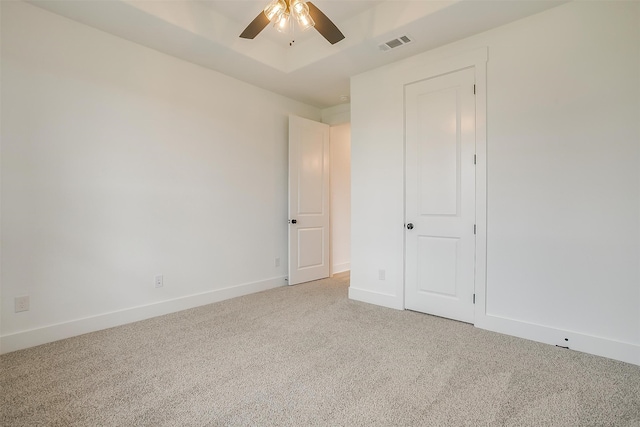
left=15, top=296, right=30, bottom=313
left=155, top=275, right=163, bottom=288
left=275, top=257, right=280, bottom=267
left=378, top=269, right=386, bottom=281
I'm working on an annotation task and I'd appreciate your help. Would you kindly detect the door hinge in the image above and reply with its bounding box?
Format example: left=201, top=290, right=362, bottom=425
left=473, top=154, right=477, bottom=164
left=473, top=84, right=476, bottom=95
left=473, top=294, right=476, bottom=304
left=473, top=224, right=476, bottom=234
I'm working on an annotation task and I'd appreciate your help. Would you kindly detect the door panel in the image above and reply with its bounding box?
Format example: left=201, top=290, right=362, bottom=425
left=405, top=68, right=476, bottom=323
left=297, top=228, right=324, bottom=268
left=417, top=236, right=459, bottom=296
left=418, top=87, right=460, bottom=216
left=289, top=115, right=330, bottom=285
left=298, top=136, right=325, bottom=214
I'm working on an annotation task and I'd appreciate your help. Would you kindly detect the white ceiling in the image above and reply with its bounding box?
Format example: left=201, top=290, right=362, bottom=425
left=27, top=0, right=566, bottom=108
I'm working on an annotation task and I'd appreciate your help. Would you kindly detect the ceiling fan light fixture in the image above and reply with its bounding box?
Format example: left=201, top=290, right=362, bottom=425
left=264, top=0, right=286, bottom=21
left=290, top=0, right=314, bottom=31
left=241, top=0, right=344, bottom=45
left=290, top=0, right=308, bottom=15
left=295, top=11, right=315, bottom=31
left=274, top=11, right=292, bottom=34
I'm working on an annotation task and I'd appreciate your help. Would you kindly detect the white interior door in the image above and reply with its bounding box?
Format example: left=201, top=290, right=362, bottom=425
left=404, top=68, right=476, bottom=323
left=289, top=115, right=330, bottom=285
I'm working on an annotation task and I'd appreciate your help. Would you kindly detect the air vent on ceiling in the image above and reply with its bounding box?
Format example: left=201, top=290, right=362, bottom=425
left=379, top=35, right=413, bottom=52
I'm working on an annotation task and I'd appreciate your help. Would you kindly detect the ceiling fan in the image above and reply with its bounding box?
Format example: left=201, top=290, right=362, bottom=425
left=239, top=0, right=345, bottom=45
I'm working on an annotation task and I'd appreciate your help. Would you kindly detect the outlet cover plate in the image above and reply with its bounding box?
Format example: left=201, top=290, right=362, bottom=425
left=15, top=296, right=30, bottom=312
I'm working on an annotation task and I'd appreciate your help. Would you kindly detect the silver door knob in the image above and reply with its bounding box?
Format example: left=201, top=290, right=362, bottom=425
left=406, top=223, right=414, bottom=230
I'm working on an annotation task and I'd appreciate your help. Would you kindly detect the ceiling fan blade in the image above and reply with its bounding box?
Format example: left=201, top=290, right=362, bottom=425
left=240, top=12, right=270, bottom=39
left=307, top=2, right=345, bottom=45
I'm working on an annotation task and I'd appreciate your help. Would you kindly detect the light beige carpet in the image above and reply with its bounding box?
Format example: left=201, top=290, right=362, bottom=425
left=2, top=273, right=639, bottom=426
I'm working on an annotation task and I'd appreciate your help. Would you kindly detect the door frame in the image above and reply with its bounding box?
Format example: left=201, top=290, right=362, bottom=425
left=401, top=48, right=488, bottom=325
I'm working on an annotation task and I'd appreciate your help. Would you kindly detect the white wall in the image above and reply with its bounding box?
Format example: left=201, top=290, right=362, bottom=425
left=0, top=1, right=320, bottom=353
left=350, top=1, right=640, bottom=365
left=322, top=103, right=350, bottom=127
left=330, top=124, right=351, bottom=274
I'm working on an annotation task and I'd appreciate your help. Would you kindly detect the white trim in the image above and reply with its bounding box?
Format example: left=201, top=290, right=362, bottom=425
left=332, top=262, right=351, bottom=274
left=348, top=287, right=403, bottom=310
left=472, top=50, right=488, bottom=325
left=0, top=276, right=286, bottom=354
left=476, top=314, right=640, bottom=366
left=400, top=48, right=488, bottom=91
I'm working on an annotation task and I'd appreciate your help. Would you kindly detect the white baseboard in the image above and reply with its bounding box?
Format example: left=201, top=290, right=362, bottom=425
left=348, top=289, right=639, bottom=366
left=0, top=276, right=286, bottom=355
left=348, top=287, right=403, bottom=310
left=332, top=262, right=350, bottom=274
left=476, top=313, right=640, bottom=366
